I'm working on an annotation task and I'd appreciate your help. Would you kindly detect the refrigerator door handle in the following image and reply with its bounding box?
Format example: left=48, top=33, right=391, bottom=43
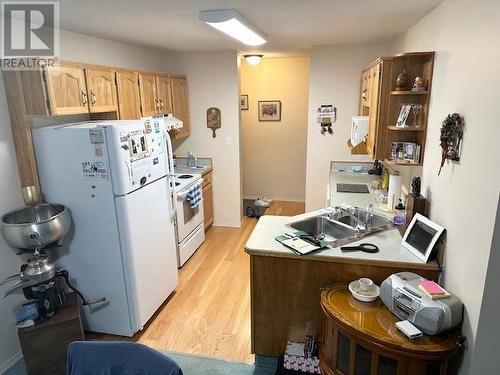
left=163, top=131, right=177, bottom=222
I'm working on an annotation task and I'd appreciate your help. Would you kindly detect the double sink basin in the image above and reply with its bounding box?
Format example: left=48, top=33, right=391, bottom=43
left=286, top=206, right=393, bottom=248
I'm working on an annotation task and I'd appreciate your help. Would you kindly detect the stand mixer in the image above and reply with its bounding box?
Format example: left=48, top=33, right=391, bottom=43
left=0, top=190, right=106, bottom=319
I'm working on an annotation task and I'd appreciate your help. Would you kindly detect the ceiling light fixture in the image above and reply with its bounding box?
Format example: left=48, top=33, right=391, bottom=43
left=243, top=54, right=263, bottom=66
left=199, top=9, right=266, bottom=46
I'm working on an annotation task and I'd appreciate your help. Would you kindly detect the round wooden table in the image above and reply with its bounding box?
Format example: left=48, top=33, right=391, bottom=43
left=320, top=284, right=461, bottom=375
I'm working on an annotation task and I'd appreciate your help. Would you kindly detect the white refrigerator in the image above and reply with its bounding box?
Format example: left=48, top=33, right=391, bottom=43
left=32, top=118, right=178, bottom=336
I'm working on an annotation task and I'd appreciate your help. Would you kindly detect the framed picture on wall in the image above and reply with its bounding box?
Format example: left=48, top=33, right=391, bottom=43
left=258, top=100, right=281, bottom=121
left=240, top=95, right=249, bottom=110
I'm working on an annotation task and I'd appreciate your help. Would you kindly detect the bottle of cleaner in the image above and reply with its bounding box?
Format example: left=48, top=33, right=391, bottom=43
left=187, top=151, right=196, bottom=168
left=394, top=199, right=406, bottom=226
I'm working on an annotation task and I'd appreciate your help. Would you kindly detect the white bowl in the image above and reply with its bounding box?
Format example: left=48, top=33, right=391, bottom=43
left=349, top=280, right=380, bottom=302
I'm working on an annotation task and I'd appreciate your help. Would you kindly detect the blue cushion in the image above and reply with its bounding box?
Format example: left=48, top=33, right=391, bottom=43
left=67, top=341, right=183, bottom=375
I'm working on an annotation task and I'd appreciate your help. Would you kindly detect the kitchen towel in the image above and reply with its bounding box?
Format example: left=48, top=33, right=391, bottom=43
left=186, top=184, right=202, bottom=208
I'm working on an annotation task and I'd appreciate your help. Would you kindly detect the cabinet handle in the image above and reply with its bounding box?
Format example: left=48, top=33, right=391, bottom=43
left=90, top=91, right=96, bottom=105
left=160, top=99, right=164, bottom=109
left=81, top=91, right=87, bottom=105
left=155, top=99, right=160, bottom=109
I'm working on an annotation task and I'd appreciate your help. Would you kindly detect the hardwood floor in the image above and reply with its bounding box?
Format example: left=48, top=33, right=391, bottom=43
left=89, top=201, right=305, bottom=363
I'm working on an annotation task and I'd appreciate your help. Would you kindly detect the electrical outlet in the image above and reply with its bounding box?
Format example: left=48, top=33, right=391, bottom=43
left=225, top=136, right=231, bottom=145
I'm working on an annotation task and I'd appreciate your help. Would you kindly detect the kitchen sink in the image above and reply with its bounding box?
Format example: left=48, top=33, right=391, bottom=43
left=288, top=216, right=357, bottom=243
left=286, top=206, right=394, bottom=248
left=341, top=207, right=393, bottom=230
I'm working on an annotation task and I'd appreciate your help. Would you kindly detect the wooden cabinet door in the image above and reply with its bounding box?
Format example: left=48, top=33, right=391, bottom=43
left=85, top=68, right=118, bottom=113
left=156, top=75, right=173, bottom=114
left=171, top=77, right=190, bottom=139
left=366, top=64, right=381, bottom=158
left=44, top=63, right=88, bottom=115
left=139, top=73, right=158, bottom=116
left=116, top=71, right=141, bottom=120
left=202, top=182, right=214, bottom=230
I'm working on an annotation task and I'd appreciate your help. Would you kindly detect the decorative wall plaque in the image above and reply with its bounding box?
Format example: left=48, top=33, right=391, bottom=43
left=207, top=107, right=221, bottom=138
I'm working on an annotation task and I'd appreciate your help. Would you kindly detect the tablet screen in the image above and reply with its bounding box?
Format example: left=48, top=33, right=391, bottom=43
left=406, top=219, right=438, bottom=254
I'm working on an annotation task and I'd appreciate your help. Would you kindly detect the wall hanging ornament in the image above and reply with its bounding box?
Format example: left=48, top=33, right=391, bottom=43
left=317, top=105, right=337, bottom=135
left=438, top=113, right=464, bottom=175
left=207, top=107, right=221, bottom=138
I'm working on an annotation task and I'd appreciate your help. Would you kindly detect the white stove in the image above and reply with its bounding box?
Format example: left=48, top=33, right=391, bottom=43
left=172, top=173, right=200, bottom=193
left=171, top=173, right=205, bottom=267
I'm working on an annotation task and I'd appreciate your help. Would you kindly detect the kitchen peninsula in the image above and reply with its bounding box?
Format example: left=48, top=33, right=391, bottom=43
left=245, top=162, right=440, bottom=357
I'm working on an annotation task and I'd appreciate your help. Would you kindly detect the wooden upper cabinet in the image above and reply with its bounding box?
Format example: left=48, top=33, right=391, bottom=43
left=138, top=73, right=158, bottom=116
left=171, top=77, right=190, bottom=139
left=44, top=63, right=88, bottom=115
left=84, top=68, right=118, bottom=113
left=116, top=71, right=141, bottom=120
left=156, top=75, right=173, bottom=114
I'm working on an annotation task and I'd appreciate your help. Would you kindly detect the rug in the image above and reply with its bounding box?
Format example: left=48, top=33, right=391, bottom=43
left=5, top=352, right=277, bottom=375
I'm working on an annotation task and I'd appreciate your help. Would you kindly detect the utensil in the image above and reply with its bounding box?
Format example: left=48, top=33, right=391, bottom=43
left=341, top=243, right=379, bottom=253
left=1, top=204, right=72, bottom=251
left=1, top=255, right=56, bottom=297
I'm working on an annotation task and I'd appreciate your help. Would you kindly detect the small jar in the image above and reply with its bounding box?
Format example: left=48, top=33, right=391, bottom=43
left=394, top=199, right=406, bottom=226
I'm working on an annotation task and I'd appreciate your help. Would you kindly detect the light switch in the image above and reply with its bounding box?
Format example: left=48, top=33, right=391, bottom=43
left=225, top=136, right=231, bottom=145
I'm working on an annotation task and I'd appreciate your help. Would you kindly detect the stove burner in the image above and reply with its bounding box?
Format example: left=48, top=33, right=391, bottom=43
left=177, top=174, right=194, bottom=179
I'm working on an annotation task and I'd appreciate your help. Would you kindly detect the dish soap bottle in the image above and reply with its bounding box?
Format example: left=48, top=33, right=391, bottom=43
left=187, top=151, right=196, bottom=168
left=394, top=199, right=406, bottom=226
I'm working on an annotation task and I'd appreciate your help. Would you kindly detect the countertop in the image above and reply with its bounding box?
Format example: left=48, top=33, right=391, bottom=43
left=245, top=213, right=437, bottom=269
left=174, top=157, right=213, bottom=176
left=245, top=168, right=438, bottom=270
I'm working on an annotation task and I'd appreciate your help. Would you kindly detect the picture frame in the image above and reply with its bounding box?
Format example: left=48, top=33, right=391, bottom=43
left=396, top=104, right=412, bottom=127
left=240, top=95, right=249, bottom=110
left=258, top=100, right=281, bottom=121
left=403, top=142, right=416, bottom=161
left=401, top=213, right=445, bottom=262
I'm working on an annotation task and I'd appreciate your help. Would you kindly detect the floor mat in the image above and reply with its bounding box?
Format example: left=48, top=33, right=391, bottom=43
left=5, top=352, right=277, bottom=375
left=166, top=352, right=276, bottom=375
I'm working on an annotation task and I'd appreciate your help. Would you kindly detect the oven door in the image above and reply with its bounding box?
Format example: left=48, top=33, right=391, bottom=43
left=175, top=191, right=204, bottom=241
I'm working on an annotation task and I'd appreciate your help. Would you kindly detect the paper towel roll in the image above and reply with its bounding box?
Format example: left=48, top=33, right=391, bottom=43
left=387, top=174, right=402, bottom=210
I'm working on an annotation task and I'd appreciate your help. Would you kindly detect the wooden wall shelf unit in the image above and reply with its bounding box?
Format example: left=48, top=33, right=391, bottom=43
left=2, top=61, right=191, bottom=191
left=347, top=139, right=368, bottom=155
left=352, top=51, right=434, bottom=166
left=320, top=285, right=461, bottom=375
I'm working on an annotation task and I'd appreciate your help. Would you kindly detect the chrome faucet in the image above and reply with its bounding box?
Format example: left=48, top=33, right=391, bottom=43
left=365, top=204, right=374, bottom=231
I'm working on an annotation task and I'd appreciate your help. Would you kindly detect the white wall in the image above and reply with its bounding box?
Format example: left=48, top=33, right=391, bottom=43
left=393, top=0, right=500, bottom=373
left=305, top=42, right=392, bottom=211
left=241, top=57, right=310, bottom=202
left=0, top=28, right=180, bottom=372
left=472, top=197, right=500, bottom=375
left=165, top=51, right=242, bottom=227
left=60, top=29, right=170, bottom=71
